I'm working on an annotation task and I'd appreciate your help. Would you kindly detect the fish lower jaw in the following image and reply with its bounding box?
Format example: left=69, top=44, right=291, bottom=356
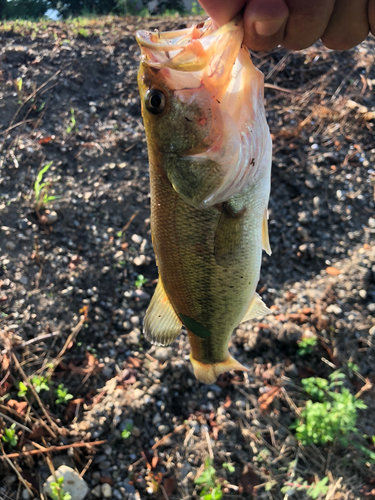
left=190, top=353, right=249, bottom=385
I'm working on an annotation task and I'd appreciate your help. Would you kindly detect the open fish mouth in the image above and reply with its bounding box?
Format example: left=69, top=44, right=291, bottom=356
left=136, top=18, right=272, bottom=208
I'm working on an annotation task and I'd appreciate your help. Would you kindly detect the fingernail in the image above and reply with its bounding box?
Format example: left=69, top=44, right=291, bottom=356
left=254, top=18, right=285, bottom=37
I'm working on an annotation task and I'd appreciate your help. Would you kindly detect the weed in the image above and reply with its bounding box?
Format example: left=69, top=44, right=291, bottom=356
left=281, top=476, right=329, bottom=499
left=135, top=274, right=147, bottom=288
left=66, top=108, right=77, bottom=133
left=31, top=375, right=50, bottom=393
left=293, top=370, right=367, bottom=445
left=121, top=422, right=133, bottom=439
left=1, top=423, right=18, bottom=448
left=78, top=27, right=89, bottom=37
left=18, top=381, right=28, bottom=397
left=50, top=477, right=72, bottom=500
left=194, top=458, right=223, bottom=500
left=34, top=161, right=60, bottom=213
left=222, top=462, right=235, bottom=473
left=14, top=77, right=23, bottom=104
left=55, top=384, right=73, bottom=405
left=297, top=336, right=317, bottom=356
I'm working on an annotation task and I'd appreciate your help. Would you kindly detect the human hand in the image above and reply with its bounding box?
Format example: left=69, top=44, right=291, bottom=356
left=199, top=0, right=374, bottom=51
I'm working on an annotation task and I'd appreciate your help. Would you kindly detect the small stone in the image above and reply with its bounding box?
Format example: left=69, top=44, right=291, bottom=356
left=133, top=255, right=146, bottom=266
left=158, top=424, right=170, bottom=435
left=47, top=210, right=58, bottom=225
left=367, top=303, right=375, bottom=313
left=5, top=241, right=16, bottom=251
left=132, top=426, right=141, bottom=437
left=127, top=330, right=141, bottom=345
left=91, top=485, right=101, bottom=498
left=154, top=347, right=172, bottom=362
left=101, top=483, right=112, bottom=499
left=305, top=179, right=315, bottom=189
left=131, top=234, right=143, bottom=244
left=113, top=489, right=122, bottom=500
left=313, top=196, right=321, bottom=208
left=326, top=304, right=342, bottom=315
left=133, top=388, right=145, bottom=399
left=285, top=435, right=298, bottom=447
left=152, top=413, right=162, bottom=425
left=359, top=289, right=367, bottom=299
left=22, top=490, right=31, bottom=500
left=369, top=326, right=375, bottom=336
left=134, top=289, right=150, bottom=301
left=44, top=465, right=88, bottom=500
left=61, top=286, right=74, bottom=297
left=130, top=315, right=140, bottom=326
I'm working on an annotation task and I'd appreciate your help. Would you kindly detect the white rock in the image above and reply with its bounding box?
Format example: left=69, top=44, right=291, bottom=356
left=44, top=465, right=88, bottom=500
left=47, top=210, right=58, bottom=225
left=131, top=234, right=143, bottom=244
left=101, top=483, right=112, bottom=498
left=22, top=490, right=31, bottom=500
left=369, top=326, right=375, bottom=336
left=5, top=241, right=16, bottom=251
left=326, top=304, right=342, bottom=315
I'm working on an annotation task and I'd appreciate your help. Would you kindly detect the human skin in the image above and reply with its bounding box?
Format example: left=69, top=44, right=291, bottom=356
left=198, top=0, right=374, bottom=51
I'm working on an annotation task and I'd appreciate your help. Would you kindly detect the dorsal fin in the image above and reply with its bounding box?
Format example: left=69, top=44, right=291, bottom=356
left=143, top=277, right=182, bottom=346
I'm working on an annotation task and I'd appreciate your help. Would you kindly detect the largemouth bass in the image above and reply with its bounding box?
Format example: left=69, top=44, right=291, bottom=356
left=136, top=17, right=272, bottom=384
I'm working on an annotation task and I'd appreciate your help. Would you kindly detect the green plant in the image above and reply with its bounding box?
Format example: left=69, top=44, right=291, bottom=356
left=194, top=458, right=223, bottom=500
left=135, top=274, right=147, bottom=288
left=191, top=1, right=205, bottom=15
left=1, top=423, right=18, bottom=448
left=66, top=108, right=77, bottom=133
left=78, top=27, right=89, bottom=37
left=31, top=375, right=50, bottom=393
left=55, top=384, right=73, bottom=405
left=50, top=476, right=72, bottom=500
left=222, top=462, right=235, bottom=473
left=281, top=476, right=329, bottom=499
left=34, top=161, right=60, bottom=212
left=293, top=371, right=367, bottom=446
left=121, top=422, right=133, bottom=439
left=18, top=381, right=28, bottom=397
left=297, top=336, right=317, bottom=356
left=14, top=77, right=23, bottom=103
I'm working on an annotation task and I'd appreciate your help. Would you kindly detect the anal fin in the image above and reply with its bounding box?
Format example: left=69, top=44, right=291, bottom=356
left=241, top=292, right=271, bottom=323
left=143, top=277, right=182, bottom=346
left=262, top=209, right=272, bottom=256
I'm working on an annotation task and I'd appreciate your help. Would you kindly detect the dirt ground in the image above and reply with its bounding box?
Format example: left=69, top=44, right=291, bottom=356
left=0, top=15, right=375, bottom=500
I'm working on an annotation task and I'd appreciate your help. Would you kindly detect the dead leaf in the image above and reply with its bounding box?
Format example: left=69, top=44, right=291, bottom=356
left=163, top=476, right=177, bottom=496
left=239, top=465, right=260, bottom=494
left=224, top=394, right=232, bottom=408
left=258, top=386, right=281, bottom=414
left=151, top=453, right=158, bottom=469
left=7, top=399, right=28, bottom=416
left=326, top=266, right=341, bottom=276
left=38, top=136, right=53, bottom=144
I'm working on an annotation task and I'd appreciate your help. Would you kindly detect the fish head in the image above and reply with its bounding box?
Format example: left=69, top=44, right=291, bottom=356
left=137, top=18, right=271, bottom=208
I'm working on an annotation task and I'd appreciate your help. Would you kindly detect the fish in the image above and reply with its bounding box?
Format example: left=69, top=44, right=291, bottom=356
left=136, top=16, right=272, bottom=384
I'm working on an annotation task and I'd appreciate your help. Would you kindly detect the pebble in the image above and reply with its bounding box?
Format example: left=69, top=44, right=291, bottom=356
left=158, top=424, right=170, bottom=435
left=369, top=326, right=375, bottom=336
left=91, top=485, right=101, bottom=498
left=285, top=435, right=298, bottom=447
left=367, top=303, right=375, bottom=313
left=127, top=330, right=141, bottom=345
left=47, top=210, right=58, bottom=225
left=152, top=413, right=162, bottom=425
left=326, top=304, right=342, bottom=315
left=133, top=255, right=146, bottom=266
left=134, top=289, right=150, bottom=301
left=131, top=234, right=143, bottom=244
left=5, top=241, right=16, bottom=251
left=130, top=315, right=140, bottom=326
left=61, top=286, right=74, bottom=297
left=22, top=490, right=31, bottom=500
left=101, top=483, right=112, bottom=498
left=359, top=289, right=367, bottom=299
left=153, top=347, right=172, bottom=362
left=44, top=466, right=88, bottom=500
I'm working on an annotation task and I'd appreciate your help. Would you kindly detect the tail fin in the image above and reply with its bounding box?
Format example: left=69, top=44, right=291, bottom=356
left=190, top=353, right=249, bottom=384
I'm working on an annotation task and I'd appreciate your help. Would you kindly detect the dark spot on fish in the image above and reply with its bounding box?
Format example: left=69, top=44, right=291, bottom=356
left=185, top=116, right=192, bottom=122
left=216, top=99, right=221, bottom=104
left=179, top=313, right=211, bottom=339
left=250, top=158, right=255, bottom=166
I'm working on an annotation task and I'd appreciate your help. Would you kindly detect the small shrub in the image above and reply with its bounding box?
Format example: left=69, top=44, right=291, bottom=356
left=1, top=423, right=18, bottom=448
left=194, top=458, right=223, bottom=500
left=135, top=274, right=147, bottom=288
left=293, top=370, right=367, bottom=445
left=121, top=422, right=133, bottom=439
left=55, top=384, right=73, bottom=405
left=281, top=476, right=329, bottom=499
left=31, top=375, right=50, bottom=393
left=297, top=336, right=317, bottom=356
left=50, top=477, right=71, bottom=500
left=34, top=161, right=60, bottom=213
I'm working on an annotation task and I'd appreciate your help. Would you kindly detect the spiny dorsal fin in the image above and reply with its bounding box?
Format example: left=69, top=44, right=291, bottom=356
left=241, top=292, right=271, bottom=323
left=143, top=278, right=182, bottom=346
left=262, top=209, right=272, bottom=256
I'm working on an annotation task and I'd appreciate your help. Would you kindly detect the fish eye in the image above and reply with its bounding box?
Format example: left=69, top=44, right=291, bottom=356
left=145, top=89, right=165, bottom=114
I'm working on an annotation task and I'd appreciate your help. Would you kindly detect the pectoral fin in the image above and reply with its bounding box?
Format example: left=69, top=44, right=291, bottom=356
left=241, top=292, right=271, bottom=322
left=143, top=278, right=182, bottom=346
left=262, top=209, right=272, bottom=256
